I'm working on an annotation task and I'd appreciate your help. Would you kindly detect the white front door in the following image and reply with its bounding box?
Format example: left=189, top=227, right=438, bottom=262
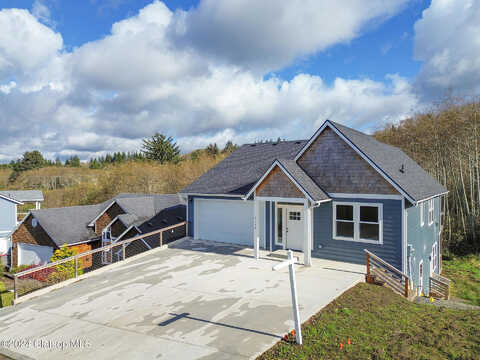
left=286, top=207, right=304, bottom=251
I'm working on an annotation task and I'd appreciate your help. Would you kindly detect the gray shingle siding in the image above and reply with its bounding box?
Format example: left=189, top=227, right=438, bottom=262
left=312, top=198, right=403, bottom=270
left=329, top=121, right=447, bottom=202
left=406, top=196, right=442, bottom=295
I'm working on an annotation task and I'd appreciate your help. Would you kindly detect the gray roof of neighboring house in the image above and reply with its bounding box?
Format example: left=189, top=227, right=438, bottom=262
left=31, top=204, right=102, bottom=247
left=328, top=121, right=447, bottom=202
left=0, top=190, right=44, bottom=202
left=181, top=120, right=447, bottom=203
left=114, top=194, right=185, bottom=228
left=29, top=193, right=185, bottom=247
left=180, top=140, right=307, bottom=196
left=277, top=159, right=329, bottom=202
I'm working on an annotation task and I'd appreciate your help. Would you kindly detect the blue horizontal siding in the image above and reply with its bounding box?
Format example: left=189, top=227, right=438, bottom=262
left=406, top=196, right=441, bottom=295
left=312, top=198, right=403, bottom=271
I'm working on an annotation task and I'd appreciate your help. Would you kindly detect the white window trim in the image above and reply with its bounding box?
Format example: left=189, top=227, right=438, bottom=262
left=332, top=202, right=383, bottom=244
left=418, top=259, right=424, bottom=294
left=431, top=242, right=438, bottom=273
left=420, top=202, right=424, bottom=227
left=428, top=199, right=434, bottom=226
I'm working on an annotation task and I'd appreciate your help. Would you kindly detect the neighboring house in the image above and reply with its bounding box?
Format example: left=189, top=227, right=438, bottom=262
left=181, top=120, right=447, bottom=296
left=0, top=190, right=44, bottom=264
left=10, top=193, right=185, bottom=269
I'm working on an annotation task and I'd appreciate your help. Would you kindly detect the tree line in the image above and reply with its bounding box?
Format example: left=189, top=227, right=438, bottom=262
left=3, top=133, right=239, bottom=181
left=375, top=97, right=480, bottom=256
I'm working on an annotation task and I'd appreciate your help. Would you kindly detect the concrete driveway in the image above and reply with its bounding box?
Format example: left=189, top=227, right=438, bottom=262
left=0, top=238, right=364, bottom=360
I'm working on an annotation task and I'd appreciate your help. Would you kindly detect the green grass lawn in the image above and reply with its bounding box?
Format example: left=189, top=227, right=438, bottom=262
left=258, top=283, right=480, bottom=360
left=442, top=254, right=480, bottom=306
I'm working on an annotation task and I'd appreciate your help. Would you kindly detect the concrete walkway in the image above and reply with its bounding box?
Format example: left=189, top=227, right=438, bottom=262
left=0, top=238, right=364, bottom=360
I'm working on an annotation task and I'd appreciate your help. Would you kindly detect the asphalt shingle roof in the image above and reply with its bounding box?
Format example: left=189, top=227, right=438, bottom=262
left=0, top=190, right=44, bottom=202
left=277, top=159, right=329, bottom=202
left=180, top=140, right=307, bottom=196
left=30, top=194, right=185, bottom=247
left=329, top=121, right=447, bottom=202
left=181, top=121, right=446, bottom=203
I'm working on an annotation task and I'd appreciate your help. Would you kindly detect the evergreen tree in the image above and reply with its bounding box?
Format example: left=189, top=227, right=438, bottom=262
left=206, top=143, right=219, bottom=157
left=141, top=133, right=181, bottom=164
left=222, top=141, right=238, bottom=154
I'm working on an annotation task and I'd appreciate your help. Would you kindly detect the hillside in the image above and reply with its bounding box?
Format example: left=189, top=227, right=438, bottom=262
left=2, top=153, right=225, bottom=208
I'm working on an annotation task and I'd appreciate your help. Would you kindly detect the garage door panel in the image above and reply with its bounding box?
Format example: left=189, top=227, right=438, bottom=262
left=195, top=199, right=253, bottom=246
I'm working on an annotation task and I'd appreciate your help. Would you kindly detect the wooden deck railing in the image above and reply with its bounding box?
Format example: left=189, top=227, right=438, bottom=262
left=430, top=273, right=451, bottom=299
left=365, top=249, right=410, bottom=298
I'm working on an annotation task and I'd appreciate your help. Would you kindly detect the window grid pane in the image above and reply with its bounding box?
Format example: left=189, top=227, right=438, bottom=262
left=334, top=203, right=382, bottom=243
left=336, top=205, right=353, bottom=221
left=336, top=221, right=354, bottom=238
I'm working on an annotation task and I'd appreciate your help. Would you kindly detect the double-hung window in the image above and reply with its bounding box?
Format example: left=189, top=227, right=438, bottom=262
left=428, top=199, right=434, bottom=226
left=333, top=202, right=383, bottom=244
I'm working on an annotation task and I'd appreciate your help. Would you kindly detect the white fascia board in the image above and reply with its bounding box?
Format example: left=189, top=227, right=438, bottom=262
left=329, top=193, right=403, bottom=200
left=180, top=193, right=243, bottom=198
left=415, top=191, right=449, bottom=204
left=255, top=196, right=305, bottom=203
left=294, top=120, right=416, bottom=205
left=244, top=160, right=315, bottom=203
left=0, top=194, right=23, bottom=205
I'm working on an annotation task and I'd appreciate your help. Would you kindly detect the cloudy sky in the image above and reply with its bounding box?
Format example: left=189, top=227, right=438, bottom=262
left=1, top=0, right=479, bottom=162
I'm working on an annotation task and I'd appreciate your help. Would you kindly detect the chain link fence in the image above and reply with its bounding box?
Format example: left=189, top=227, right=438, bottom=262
left=13, top=222, right=187, bottom=300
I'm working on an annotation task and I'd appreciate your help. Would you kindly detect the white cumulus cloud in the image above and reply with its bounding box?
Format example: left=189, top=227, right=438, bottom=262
left=414, top=0, right=480, bottom=99
left=0, top=1, right=418, bottom=162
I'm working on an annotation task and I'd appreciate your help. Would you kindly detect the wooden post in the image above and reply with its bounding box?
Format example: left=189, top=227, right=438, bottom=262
left=185, top=221, right=189, bottom=238
left=122, top=243, right=126, bottom=260
left=404, top=275, right=409, bottom=298
left=366, top=252, right=370, bottom=275
left=160, top=231, right=163, bottom=247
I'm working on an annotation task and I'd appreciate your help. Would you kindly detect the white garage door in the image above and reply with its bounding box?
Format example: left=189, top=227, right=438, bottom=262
left=18, top=243, right=54, bottom=266
left=194, top=199, right=255, bottom=246
left=0, top=236, right=10, bottom=255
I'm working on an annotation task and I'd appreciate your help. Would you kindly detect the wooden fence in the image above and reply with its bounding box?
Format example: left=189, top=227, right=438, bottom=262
left=430, top=273, right=451, bottom=299
left=365, top=249, right=411, bottom=299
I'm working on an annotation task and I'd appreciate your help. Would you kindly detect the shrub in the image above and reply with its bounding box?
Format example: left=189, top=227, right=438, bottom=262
left=0, top=281, right=5, bottom=293
left=50, top=244, right=83, bottom=278
left=10, top=264, right=31, bottom=274
left=0, top=291, right=13, bottom=307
